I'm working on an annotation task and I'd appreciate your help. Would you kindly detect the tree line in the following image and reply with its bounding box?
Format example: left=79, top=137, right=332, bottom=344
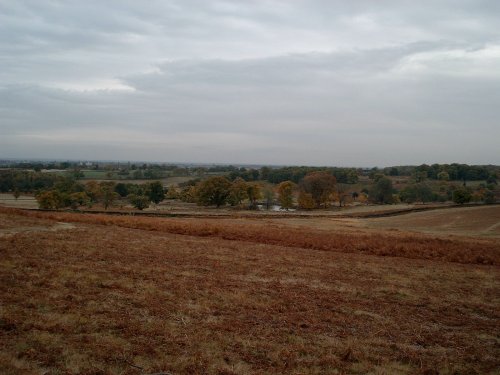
left=1, top=166, right=498, bottom=210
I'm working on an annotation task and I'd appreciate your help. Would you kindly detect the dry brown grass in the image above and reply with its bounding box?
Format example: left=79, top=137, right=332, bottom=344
left=1, top=207, right=498, bottom=266
left=367, top=205, right=500, bottom=237
left=0, top=208, right=499, bottom=374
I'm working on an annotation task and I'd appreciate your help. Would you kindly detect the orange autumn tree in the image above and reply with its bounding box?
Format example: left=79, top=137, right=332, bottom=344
left=277, top=181, right=295, bottom=210
left=299, top=171, right=336, bottom=208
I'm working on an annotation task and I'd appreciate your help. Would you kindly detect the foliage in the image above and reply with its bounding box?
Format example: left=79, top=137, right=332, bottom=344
left=100, top=182, right=118, bottom=210
left=0, top=170, right=59, bottom=193
left=335, top=183, right=351, bottom=207
left=452, top=187, right=472, bottom=205
left=114, top=183, right=129, bottom=197
left=264, top=166, right=358, bottom=184
left=128, top=194, right=150, bottom=210
left=69, top=192, right=91, bottom=209
left=228, top=178, right=248, bottom=206
left=85, top=181, right=102, bottom=203
left=277, top=181, right=295, bottom=210
left=484, top=190, right=496, bottom=204
left=262, top=187, right=275, bottom=210
left=246, top=183, right=261, bottom=209
left=147, top=181, right=165, bottom=204
left=196, top=176, right=232, bottom=207
left=399, top=183, right=433, bottom=203
left=36, top=190, right=64, bottom=209
left=166, top=187, right=180, bottom=199
left=298, top=191, right=315, bottom=209
left=179, top=186, right=198, bottom=203
left=437, top=171, right=450, bottom=181
left=369, top=177, right=394, bottom=204
left=300, top=172, right=336, bottom=208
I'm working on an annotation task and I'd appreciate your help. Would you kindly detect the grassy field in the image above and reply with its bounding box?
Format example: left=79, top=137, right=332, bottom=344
left=0, top=206, right=499, bottom=374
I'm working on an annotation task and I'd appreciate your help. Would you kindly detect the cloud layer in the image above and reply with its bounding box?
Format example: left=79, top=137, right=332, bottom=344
left=1, top=0, right=499, bottom=166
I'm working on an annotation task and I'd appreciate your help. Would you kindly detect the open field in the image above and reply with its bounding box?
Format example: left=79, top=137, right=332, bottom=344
left=1, top=207, right=499, bottom=374
left=0, top=194, right=38, bottom=209
left=368, top=205, right=500, bottom=238
left=267, top=205, right=500, bottom=239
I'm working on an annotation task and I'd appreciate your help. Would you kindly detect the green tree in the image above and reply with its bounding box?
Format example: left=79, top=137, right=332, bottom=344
left=399, top=183, right=433, bottom=203
left=13, top=188, right=20, bottom=200
left=128, top=194, right=150, bottom=210
left=69, top=192, right=90, bottom=209
left=85, top=181, right=102, bottom=204
left=196, top=176, right=231, bottom=208
left=484, top=190, right=495, bottom=204
left=114, top=183, right=129, bottom=197
left=100, top=182, right=118, bottom=210
left=36, top=190, right=64, bottom=209
left=277, top=181, right=294, bottom=210
left=437, top=171, right=450, bottom=181
left=369, top=177, right=394, bottom=204
left=147, top=181, right=165, bottom=204
left=452, top=187, right=472, bottom=205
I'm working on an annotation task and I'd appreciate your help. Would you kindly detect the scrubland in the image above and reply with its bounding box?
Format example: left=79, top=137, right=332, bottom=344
left=0, top=206, right=499, bottom=374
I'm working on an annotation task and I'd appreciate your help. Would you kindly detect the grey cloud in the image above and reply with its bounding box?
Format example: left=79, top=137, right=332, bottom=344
left=1, top=1, right=499, bottom=165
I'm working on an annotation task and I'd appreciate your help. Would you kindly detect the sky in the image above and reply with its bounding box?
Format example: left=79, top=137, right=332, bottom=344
left=1, top=0, right=499, bottom=167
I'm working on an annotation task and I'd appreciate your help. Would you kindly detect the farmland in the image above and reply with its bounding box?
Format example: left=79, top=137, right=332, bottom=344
left=1, top=206, right=499, bottom=374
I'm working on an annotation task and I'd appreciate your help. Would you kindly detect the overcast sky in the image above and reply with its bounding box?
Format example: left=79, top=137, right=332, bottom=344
left=1, top=0, right=499, bottom=166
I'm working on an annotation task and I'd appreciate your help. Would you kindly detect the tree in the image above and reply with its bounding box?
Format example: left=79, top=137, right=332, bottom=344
left=100, top=182, right=118, bottom=210
left=246, top=183, right=261, bottom=209
left=277, top=181, right=294, bottom=210
left=69, top=192, right=90, bottom=209
left=147, top=181, right=165, bottom=204
left=486, top=174, right=498, bottom=185
left=196, top=176, right=231, bottom=208
left=484, top=190, right=496, bottom=204
left=13, top=188, right=20, bottom=200
left=299, top=172, right=336, bottom=208
left=128, top=194, right=150, bottom=210
left=335, top=183, right=350, bottom=207
left=298, top=191, right=315, bottom=209
left=452, top=187, right=471, bottom=205
left=115, top=183, right=129, bottom=197
left=36, top=190, right=63, bottom=209
left=85, top=181, right=102, bottom=204
left=369, top=177, right=394, bottom=204
left=228, top=178, right=248, bottom=206
left=166, top=186, right=179, bottom=199
left=437, top=171, right=450, bottom=181
left=180, top=186, right=198, bottom=203
left=399, top=183, right=433, bottom=204
left=263, top=187, right=275, bottom=210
